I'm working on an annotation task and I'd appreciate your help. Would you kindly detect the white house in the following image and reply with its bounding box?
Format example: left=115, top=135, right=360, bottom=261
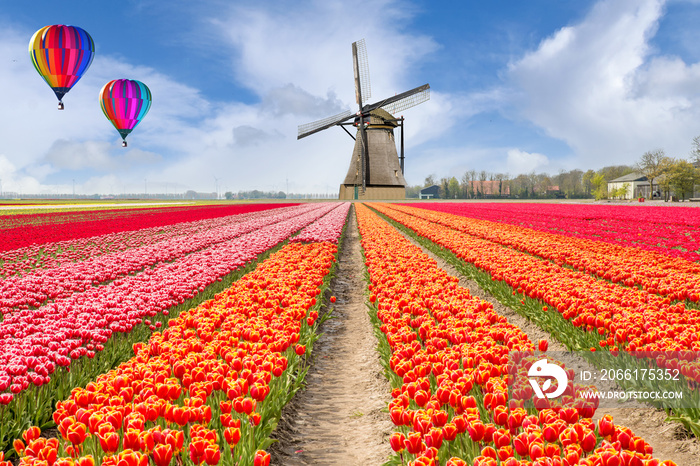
left=607, top=173, right=656, bottom=199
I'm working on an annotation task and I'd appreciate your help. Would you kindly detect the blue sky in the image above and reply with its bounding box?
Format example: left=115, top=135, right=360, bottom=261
left=2, top=0, right=700, bottom=195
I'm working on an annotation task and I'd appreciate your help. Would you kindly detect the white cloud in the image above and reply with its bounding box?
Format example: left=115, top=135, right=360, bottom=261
left=506, top=149, right=550, bottom=175
left=215, top=0, right=437, bottom=103
left=44, top=140, right=114, bottom=171
left=506, top=0, right=700, bottom=169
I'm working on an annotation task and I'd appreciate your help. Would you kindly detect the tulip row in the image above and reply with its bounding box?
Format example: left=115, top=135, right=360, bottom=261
left=0, top=204, right=323, bottom=313
left=2, top=238, right=341, bottom=466
left=369, top=203, right=700, bottom=434
left=371, top=203, right=700, bottom=356
left=393, top=204, right=700, bottom=303
left=406, top=203, right=700, bottom=263
left=290, top=202, right=351, bottom=244
left=355, top=204, right=673, bottom=466
left=0, top=203, right=292, bottom=270
left=0, top=205, right=295, bottom=279
left=0, top=203, right=341, bottom=402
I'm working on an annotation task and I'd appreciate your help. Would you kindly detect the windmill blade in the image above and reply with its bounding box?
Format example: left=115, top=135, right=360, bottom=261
left=297, top=109, right=354, bottom=140
left=379, top=84, right=430, bottom=116
left=352, top=39, right=371, bottom=107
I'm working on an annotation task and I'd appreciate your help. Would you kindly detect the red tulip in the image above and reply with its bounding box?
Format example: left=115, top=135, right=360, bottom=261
left=467, top=421, right=486, bottom=442
left=481, top=446, right=497, bottom=459
left=66, top=422, right=89, bottom=446
left=389, top=432, right=405, bottom=453
left=598, top=414, right=615, bottom=437
left=203, top=444, right=221, bottom=466
left=404, top=432, right=424, bottom=455
left=253, top=450, right=271, bottom=466
left=529, top=441, right=544, bottom=460
left=98, top=432, right=120, bottom=454
left=152, top=444, right=173, bottom=466
left=77, top=455, right=95, bottom=466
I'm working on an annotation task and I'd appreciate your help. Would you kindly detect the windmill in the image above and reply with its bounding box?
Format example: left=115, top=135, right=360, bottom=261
left=297, top=39, right=430, bottom=200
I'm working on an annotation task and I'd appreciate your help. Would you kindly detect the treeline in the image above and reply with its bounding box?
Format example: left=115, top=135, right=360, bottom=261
left=224, top=191, right=338, bottom=199
left=225, top=190, right=287, bottom=199
left=409, top=137, right=700, bottom=200
left=406, top=166, right=636, bottom=200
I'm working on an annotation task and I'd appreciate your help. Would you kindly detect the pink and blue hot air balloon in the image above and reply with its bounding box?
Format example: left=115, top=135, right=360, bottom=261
left=99, top=79, right=152, bottom=147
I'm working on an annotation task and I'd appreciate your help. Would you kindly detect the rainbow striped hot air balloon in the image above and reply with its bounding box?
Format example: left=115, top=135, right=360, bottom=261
left=29, top=25, right=95, bottom=110
left=99, top=79, right=152, bottom=147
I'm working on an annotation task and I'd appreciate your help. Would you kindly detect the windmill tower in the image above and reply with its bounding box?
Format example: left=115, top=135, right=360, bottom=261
left=297, top=39, right=430, bottom=200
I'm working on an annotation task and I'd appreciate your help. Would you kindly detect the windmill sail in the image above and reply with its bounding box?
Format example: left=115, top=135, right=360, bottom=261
left=367, top=83, right=430, bottom=115
left=381, top=85, right=430, bottom=115
left=352, top=39, right=371, bottom=107
left=297, top=109, right=354, bottom=140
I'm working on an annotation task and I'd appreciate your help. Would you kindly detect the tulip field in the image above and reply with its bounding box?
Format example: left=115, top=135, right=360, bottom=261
left=1, top=200, right=699, bottom=466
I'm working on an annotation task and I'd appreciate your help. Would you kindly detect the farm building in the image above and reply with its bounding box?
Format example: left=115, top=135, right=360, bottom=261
left=607, top=173, right=657, bottom=199
left=419, top=185, right=440, bottom=199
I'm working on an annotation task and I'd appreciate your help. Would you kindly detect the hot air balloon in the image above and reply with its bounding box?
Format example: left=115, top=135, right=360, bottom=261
left=29, top=25, right=95, bottom=110
left=99, top=79, right=152, bottom=147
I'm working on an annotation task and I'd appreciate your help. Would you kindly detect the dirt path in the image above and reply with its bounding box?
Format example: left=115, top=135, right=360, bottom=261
left=269, top=206, right=394, bottom=465
left=396, top=225, right=700, bottom=466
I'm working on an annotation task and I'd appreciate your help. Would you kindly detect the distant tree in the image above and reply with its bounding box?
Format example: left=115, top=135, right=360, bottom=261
left=599, top=165, right=634, bottom=182
left=657, top=171, right=672, bottom=201
left=460, top=171, right=471, bottom=198
left=669, top=160, right=699, bottom=200
left=495, top=173, right=505, bottom=197
left=635, top=150, right=673, bottom=199
left=448, top=177, right=460, bottom=199
left=582, top=170, right=595, bottom=196
left=535, top=173, right=552, bottom=196
left=613, top=182, right=631, bottom=200
left=591, top=173, right=607, bottom=200
left=478, top=171, right=488, bottom=197
left=440, top=177, right=450, bottom=199
left=567, top=169, right=584, bottom=197
left=224, top=191, right=234, bottom=200
left=691, top=135, right=700, bottom=165
left=468, top=169, right=477, bottom=197
left=424, top=174, right=437, bottom=187
left=527, top=172, right=539, bottom=197
left=406, top=185, right=421, bottom=198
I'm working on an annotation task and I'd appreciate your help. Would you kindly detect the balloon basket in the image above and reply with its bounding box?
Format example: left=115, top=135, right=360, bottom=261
left=57, top=101, right=64, bottom=110
left=122, top=140, right=127, bottom=147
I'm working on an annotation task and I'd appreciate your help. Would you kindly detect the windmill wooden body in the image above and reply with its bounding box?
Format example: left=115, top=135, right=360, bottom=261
left=297, top=39, right=430, bottom=199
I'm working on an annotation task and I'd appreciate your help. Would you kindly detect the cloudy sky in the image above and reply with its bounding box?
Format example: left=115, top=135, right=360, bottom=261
left=2, top=0, right=700, bottom=195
